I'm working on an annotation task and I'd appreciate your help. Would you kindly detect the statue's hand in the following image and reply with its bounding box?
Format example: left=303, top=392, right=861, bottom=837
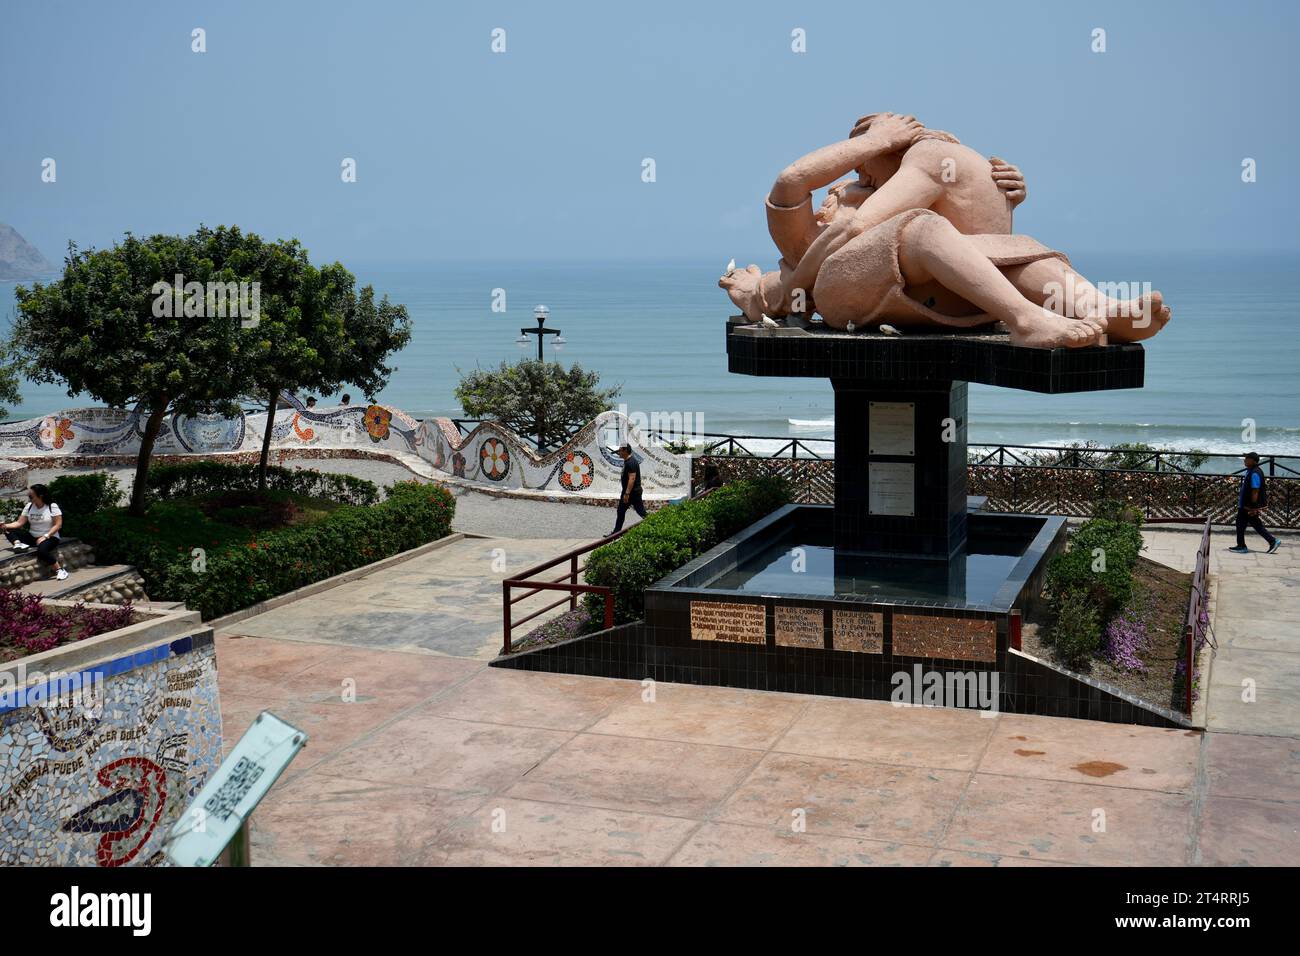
left=989, top=156, right=1027, bottom=208
left=851, top=112, right=924, bottom=151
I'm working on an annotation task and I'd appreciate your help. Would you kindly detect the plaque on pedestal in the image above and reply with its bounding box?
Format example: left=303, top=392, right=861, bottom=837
left=868, top=401, right=915, bottom=456
left=868, top=462, right=915, bottom=516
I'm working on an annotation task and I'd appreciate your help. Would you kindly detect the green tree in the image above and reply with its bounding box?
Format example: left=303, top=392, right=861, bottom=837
left=241, top=257, right=411, bottom=490
left=0, top=344, right=20, bottom=418
left=12, top=228, right=260, bottom=515
left=455, top=359, right=620, bottom=452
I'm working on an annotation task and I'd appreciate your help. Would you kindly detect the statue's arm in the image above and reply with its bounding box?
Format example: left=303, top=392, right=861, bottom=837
left=847, top=163, right=945, bottom=232
left=769, top=114, right=923, bottom=208
left=780, top=164, right=942, bottom=302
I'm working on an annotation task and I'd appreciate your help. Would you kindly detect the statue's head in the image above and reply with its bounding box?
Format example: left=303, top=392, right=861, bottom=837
left=816, top=180, right=874, bottom=224
left=847, top=114, right=961, bottom=194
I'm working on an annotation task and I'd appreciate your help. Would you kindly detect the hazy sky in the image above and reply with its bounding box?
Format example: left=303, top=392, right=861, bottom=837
left=3, top=0, right=1297, bottom=266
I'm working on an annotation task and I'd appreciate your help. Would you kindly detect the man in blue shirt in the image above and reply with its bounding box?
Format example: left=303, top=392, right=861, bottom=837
left=1228, top=452, right=1280, bottom=554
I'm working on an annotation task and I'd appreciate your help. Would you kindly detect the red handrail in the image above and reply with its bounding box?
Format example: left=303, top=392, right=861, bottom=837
left=1183, top=518, right=1213, bottom=714
left=501, top=529, right=628, bottom=655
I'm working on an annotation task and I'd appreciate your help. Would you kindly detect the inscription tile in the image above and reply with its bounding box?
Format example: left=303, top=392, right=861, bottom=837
left=775, top=606, right=824, bottom=649
left=832, top=610, right=884, bottom=654
left=691, top=600, right=766, bottom=644
left=893, top=614, right=996, bottom=663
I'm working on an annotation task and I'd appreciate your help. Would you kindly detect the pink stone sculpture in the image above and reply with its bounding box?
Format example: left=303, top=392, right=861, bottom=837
left=721, top=113, right=1171, bottom=348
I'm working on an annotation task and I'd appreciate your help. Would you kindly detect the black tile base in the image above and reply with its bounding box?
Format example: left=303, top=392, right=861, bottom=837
left=491, top=621, right=1190, bottom=729
left=833, top=379, right=967, bottom=558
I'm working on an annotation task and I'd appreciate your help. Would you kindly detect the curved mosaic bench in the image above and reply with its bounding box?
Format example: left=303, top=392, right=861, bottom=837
left=0, top=400, right=691, bottom=501
left=415, top=410, right=689, bottom=499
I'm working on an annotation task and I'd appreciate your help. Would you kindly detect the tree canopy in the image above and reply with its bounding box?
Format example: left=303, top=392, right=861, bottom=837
left=11, top=225, right=412, bottom=511
left=0, top=345, right=20, bottom=419
left=455, top=359, right=620, bottom=451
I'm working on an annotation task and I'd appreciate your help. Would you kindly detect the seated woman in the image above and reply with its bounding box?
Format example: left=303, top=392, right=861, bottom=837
left=3, top=483, right=69, bottom=581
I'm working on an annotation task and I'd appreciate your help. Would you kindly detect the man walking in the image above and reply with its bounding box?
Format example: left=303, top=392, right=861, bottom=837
left=607, top=443, right=646, bottom=536
left=1228, top=451, right=1281, bottom=554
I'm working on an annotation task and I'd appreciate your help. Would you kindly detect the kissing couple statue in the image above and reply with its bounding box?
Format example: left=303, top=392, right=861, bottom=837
left=720, top=112, right=1171, bottom=349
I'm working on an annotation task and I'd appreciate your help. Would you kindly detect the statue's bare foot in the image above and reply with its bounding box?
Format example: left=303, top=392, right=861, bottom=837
left=719, top=264, right=764, bottom=323
left=1105, top=290, right=1172, bottom=342
left=1010, top=308, right=1106, bottom=349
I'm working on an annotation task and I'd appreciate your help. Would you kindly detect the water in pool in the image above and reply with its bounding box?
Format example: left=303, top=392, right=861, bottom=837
left=704, top=535, right=1027, bottom=605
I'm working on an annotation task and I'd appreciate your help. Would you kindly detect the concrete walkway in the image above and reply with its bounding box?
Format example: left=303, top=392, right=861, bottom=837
left=221, top=536, right=590, bottom=660
left=210, top=525, right=1299, bottom=866
left=1141, top=525, right=1300, bottom=736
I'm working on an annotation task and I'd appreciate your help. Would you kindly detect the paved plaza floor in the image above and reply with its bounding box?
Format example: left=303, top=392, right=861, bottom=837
left=215, top=526, right=1300, bottom=866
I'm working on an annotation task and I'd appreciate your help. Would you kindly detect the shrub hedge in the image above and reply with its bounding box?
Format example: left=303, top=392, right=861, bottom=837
left=1044, top=514, right=1144, bottom=665
left=2, top=473, right=124, bottom=527
left=1050, top=588, right=1103, bottom=668
left=583, top=476, right=791, bottom=626
left=146, top=460, right=380, bottom=507
left=79, top=480, right=455, bottom=620
left=1046, top=517, right=1144, bottom=617
left=46, top=473, right=124, bottom=532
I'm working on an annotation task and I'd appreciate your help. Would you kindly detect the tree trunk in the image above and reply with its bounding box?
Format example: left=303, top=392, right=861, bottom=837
left=129, top=403, right=170, bottom=517
left=258, top=384, right=279, bottom=492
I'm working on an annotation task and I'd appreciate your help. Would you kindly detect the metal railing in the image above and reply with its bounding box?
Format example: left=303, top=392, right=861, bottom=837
left=501, top=529, right=627, bottom=655
left=653, top=430, right=1300, bottom=473
left=682, top=438, right=1300, bottom=529
left=653, top=431, right=832, bottom=460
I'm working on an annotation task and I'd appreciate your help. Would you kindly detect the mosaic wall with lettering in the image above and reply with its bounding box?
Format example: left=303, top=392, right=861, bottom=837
left=775, top=606, right=824, bottom=648
left=690, top=601, right=766, bottom=644
left=0, top=641, right=223, bottom=867
left=832, top=610, right=884, bottom=653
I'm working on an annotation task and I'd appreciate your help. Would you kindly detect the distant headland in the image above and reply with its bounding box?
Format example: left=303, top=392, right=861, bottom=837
left=0, top=223, right=54, bottom=280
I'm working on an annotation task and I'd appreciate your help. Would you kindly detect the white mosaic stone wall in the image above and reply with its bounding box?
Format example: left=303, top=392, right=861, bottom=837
left=415, top=410, right=690, bottom=498
left=0, top=639, right=222, bottom=867
left=0, top=459, right=26, bottom=496
left=0, top=397, right=692, bottom=500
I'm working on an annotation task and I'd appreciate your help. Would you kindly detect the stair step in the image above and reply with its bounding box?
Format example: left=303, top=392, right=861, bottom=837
left=23, top=564, right=143, bottom=602
left=139, top=600, right=188, bottom=612
left=0, top=539, right=96, bottom=589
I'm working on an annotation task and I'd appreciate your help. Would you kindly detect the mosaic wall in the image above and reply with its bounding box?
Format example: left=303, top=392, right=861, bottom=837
left=0, top=394, right=423, bottom=461
left=0, top=630, right=223, bottom=866
left=414, top=410, right=688, bottom=498
left=0, top=459, right=25, bottom=496
left=0, top=398, right=690, bottom=499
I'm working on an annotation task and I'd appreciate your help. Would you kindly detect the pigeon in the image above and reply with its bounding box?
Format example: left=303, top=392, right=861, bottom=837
left=761, top=314, right=780, bottom=328
left=725, top=258, right=736, bottom=276
left=879, top=323, right=902, bottom=336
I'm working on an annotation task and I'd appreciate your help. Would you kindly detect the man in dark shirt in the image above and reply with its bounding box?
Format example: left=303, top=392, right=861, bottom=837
left=608, top=443, right=647, bottom=535
left=1229, top=451, right=1280, bottom=554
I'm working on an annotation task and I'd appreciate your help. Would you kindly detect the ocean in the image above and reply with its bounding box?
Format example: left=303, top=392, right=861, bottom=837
left=4, top=251, right=1298, bottom=458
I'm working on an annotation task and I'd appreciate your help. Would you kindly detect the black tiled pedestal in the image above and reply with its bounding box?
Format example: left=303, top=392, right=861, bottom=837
left=833, top=378, right=968, bottom=558
left=728, top=320, right=1145, bottom=559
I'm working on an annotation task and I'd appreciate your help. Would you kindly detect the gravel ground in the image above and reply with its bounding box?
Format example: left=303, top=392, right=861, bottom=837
left=23, top=458, right=634, bottom=540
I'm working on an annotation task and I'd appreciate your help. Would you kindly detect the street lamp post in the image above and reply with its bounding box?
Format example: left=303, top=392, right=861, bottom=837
left=516, top=305, right=563, bottom=453
left=518, top=304, right=562, bottom=362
